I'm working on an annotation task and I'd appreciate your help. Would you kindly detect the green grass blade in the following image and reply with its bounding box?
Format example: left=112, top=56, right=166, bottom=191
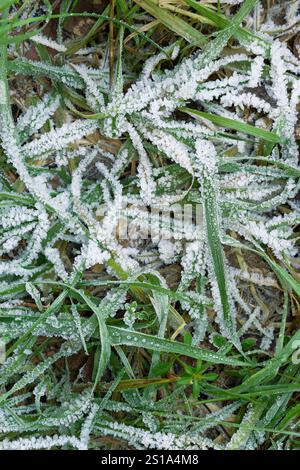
left=108, top=326, right=249, bottom=367
left=134, top=0, right=207, bottom=45
left=180, top=107, right=281, bottom=144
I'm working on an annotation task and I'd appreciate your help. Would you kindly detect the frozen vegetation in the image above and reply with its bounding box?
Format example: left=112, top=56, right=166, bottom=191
left=0, top=0, right=300, bottom=450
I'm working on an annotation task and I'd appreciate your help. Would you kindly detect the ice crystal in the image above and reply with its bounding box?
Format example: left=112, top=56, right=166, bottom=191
left=0, top=0, right=299, bottom=451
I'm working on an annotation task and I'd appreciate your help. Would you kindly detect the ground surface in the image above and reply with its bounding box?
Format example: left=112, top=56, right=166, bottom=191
left=0, top=0, right=300, bottom=450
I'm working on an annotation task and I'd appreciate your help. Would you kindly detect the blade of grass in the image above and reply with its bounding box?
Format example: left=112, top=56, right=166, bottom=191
left=184, top=0, right=265, bottom=45
left=133, top=0, right=207, bottom=45
left=180, top=108, right=281, bottom=144
left=199, top=144, right=239, bottom=347
left=108, top=326, right=249, bottom=367
left=191, top=0, right=259, bottom=66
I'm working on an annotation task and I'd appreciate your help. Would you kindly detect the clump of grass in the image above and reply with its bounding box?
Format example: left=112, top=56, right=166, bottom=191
left=0, top=0, right=300, bottom=450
